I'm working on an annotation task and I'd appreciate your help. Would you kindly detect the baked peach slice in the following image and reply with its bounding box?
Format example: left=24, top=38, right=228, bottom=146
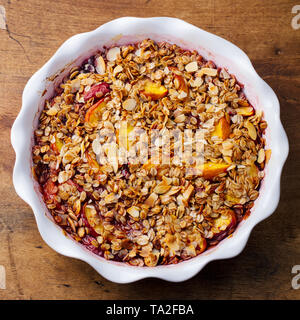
left=142, top=158, right=158, bottom=171
left=142, top=80, right=168, bottom=100
left=83, top=204, right=103, bottom=236
left=43, top=179, right=58, bottom=203
left=235, top=106, right=254, bottom=116
left=202, top=162, right=230, bottom=179
left=186, top=162, right=230, bottom=179
left=247, top=163, right=259, bottom=178
left=83, top=82, right=110, bottom=101
left=66, top=179, right=83, bottom=193
left=197, top=236, right=207, bottom=254
left=142, top=159, right=169, bottom=178
left=85, top=98, right=106, bottom=127
left=212, top=117, right=231, bottom=140
left=51, top=135, right=63, bottom=154
left=169, top=67, right=189, bottom=96
left=86, top=151, right=102, bottom=174
left=237, top=99, right=250, bottom=107
left=211, top=209, right=237, bottom=241
left=175, top=74, right=188, bottom=93
left=116, top=122, right=134, bottom=150
left=225, top=194, right=241, bottom=204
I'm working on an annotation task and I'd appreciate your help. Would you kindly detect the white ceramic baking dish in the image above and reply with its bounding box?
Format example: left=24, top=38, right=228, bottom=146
left=11, top=17, right=289, bottom=283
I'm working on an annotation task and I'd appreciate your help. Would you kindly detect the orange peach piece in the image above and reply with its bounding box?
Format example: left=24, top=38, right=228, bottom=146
left=142, top=160, right=169, bottom=179
left=116, top=122, right=134, bottom=150
left=238, top=99, right=250, bottom=107
left=85, top=98, right=106, bottom=126
left=202, top=162, right=230, bottom=179
left=235, top=106, right=254, bottom=116
left=43, top=179, right=58, bottom=202
left=212, top=209, right=237, bottom=239
left=86, top=151, right=100, bottom=172
left=174, top=75, right=188, bottom=93
left=225, top=194, right=241, bottom=204
left=247, top=163, right=259, bottom=178
left=265, top=149, right=272, bottom=164
left=142, top=81, right=168, bottom=100
left=197, top=236, right=207, bottom=254
left=51, top=136, right=63, bottom=154
left=84, top=204, right=103, bottom=235
left=169, top=66, right=189, bottom=95
left=142, top=158, right=159, bottom=170
left=212, top=117, right=231, bottom=140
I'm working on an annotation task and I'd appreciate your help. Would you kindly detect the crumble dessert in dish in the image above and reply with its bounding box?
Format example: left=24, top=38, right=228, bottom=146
left=32, top=39, right=270, bottom=266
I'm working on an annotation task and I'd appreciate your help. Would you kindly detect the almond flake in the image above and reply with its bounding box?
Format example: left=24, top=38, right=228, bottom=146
left=257, top=149, right=265, bottom=163
left=104, top=143, right=118, bottom=173
left=182, top=185, right=194, bottom=202
left=46, top=107, right=58, bottom=116
left=127, top=206, right=140, bottom=218
left=192, top=77, right=203, bottom=87
left=185, top=61, right=198, bottom=73
left=245, top=121, right=257, bottom=140
left=153, top=183, right=171, bottom=194
left=198, top=67, right=218, bottom=77
left=92, top=139, right=101, bottom=155
left=177, top=91, right=188, bottom=100
left=113, top=65, right=123, bottom=76
left=107, top=47, right=120, bottom=62
left=95, top=56, right=106, bottom=74
left=137, top=235, right=149, bottom=246
left=144, top=193, right=158, bottom=207
left=123, top=98, right=137, bottom=111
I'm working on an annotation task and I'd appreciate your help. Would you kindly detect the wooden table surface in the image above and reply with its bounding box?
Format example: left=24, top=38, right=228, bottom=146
left=0, top=0, right=299, bottom=300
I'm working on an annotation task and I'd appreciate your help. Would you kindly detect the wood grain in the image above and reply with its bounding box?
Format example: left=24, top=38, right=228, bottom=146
left=0, top=0, right=299, bottom=300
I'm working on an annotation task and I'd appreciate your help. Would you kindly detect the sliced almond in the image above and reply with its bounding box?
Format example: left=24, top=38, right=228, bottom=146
left=46, top=107, right=58, bottom=116
left=77, top=227, right=85, bottom=238
left=182, top=184, right=194, bottom=202
left=160, top=194, right=172, bottom=205
left=208, top=83, right=218, bottom=95
left=104, top=143, right=118, bottom=173
left=135, top=48, right=142, bottom=57
left=58, top=171, right=70, bottom=184
left=153, top=183, right=171, bottom=194
left=136, top=235, right=149, bottom=246
left=95, top=55, right=106, bottom=74
left=166, top=186, right=181, bottom=196
left=162, top=176, right=172, bottom=185
left=257, top=148, right=265, bottom=163
left=192, top=77, right=203, bottom=87
left=127, top=206, right=140, bottom=218
left=113, top=65, right=123, bottom=76
left=104, top=193, right=117, bottom=204
left=107, top=47, right=120, bottom=62
left=174, top=114, right=186, bottom=123
left=123, top=98, right=137, bottom=111
left=144, top=193, right=158, bottom=207
left=73, top=199, right=81, bottom=215
left=198, top=67, right=218, bottom=77
left=244, top=121, right=257, bottom=140
left=177, top=91, right=188, bottom=100
left=92, top=139, right=101, bottom=155
left=185, top=61, right=198, bottom=73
